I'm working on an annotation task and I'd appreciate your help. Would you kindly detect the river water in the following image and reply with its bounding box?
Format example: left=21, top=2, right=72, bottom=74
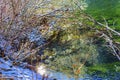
left=0, top=0, right=120, bottom=80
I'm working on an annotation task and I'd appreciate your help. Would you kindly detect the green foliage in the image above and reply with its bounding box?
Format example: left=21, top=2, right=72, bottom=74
left=43, top=2, right=120, bottom=76
left=87, top=62, right=120, bottom=75
left=45, top=38, right=98, bottom=77
left=1, top=0, right=120, bottom=79
left=43, top=14, right=99, bottom=77
left=85, top=0, right=120, bottom=46
left=86, top=0, right=120, bottom=31
left=44, top=1, right=119, bottom=76
left=86, top=0, right=120, bottom=18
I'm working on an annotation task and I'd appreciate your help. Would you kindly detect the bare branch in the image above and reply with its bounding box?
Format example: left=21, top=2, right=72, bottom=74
left=86, top=14, right=120, bottom=36
left=97, top=30, right=120, bottom=60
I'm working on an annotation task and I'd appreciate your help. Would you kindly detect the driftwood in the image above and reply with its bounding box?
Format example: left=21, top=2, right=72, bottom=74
left=97, top=30, right=120, bottom=60
left=88, top=16, right=120, bottom=60
left=86, top=15, right=120, bottom=60
left=74, top=2, right=120, bottom=60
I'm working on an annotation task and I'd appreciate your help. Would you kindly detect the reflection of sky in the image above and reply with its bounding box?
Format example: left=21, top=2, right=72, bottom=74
left=0, top=58, right=43, bottom=80
left=37, top=64, right=74, bottom=80
left=49, top=72, right=87, bottom=80
left=37, top=64, right=86, bottom=80
left=50, top=72, right=71, bottom=80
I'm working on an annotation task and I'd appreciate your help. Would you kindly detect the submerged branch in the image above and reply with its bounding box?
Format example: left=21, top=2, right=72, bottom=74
left=97, top=30, right=120, bottom=60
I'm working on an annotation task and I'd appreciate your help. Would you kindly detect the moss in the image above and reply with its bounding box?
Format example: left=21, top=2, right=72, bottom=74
left=87, top=62, right=120, bottom=75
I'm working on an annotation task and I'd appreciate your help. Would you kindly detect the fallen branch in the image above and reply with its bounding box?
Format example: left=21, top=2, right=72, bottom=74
left=86, top=14, right=120, bottom=36
left=97, top=30, right=120, bottom=60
